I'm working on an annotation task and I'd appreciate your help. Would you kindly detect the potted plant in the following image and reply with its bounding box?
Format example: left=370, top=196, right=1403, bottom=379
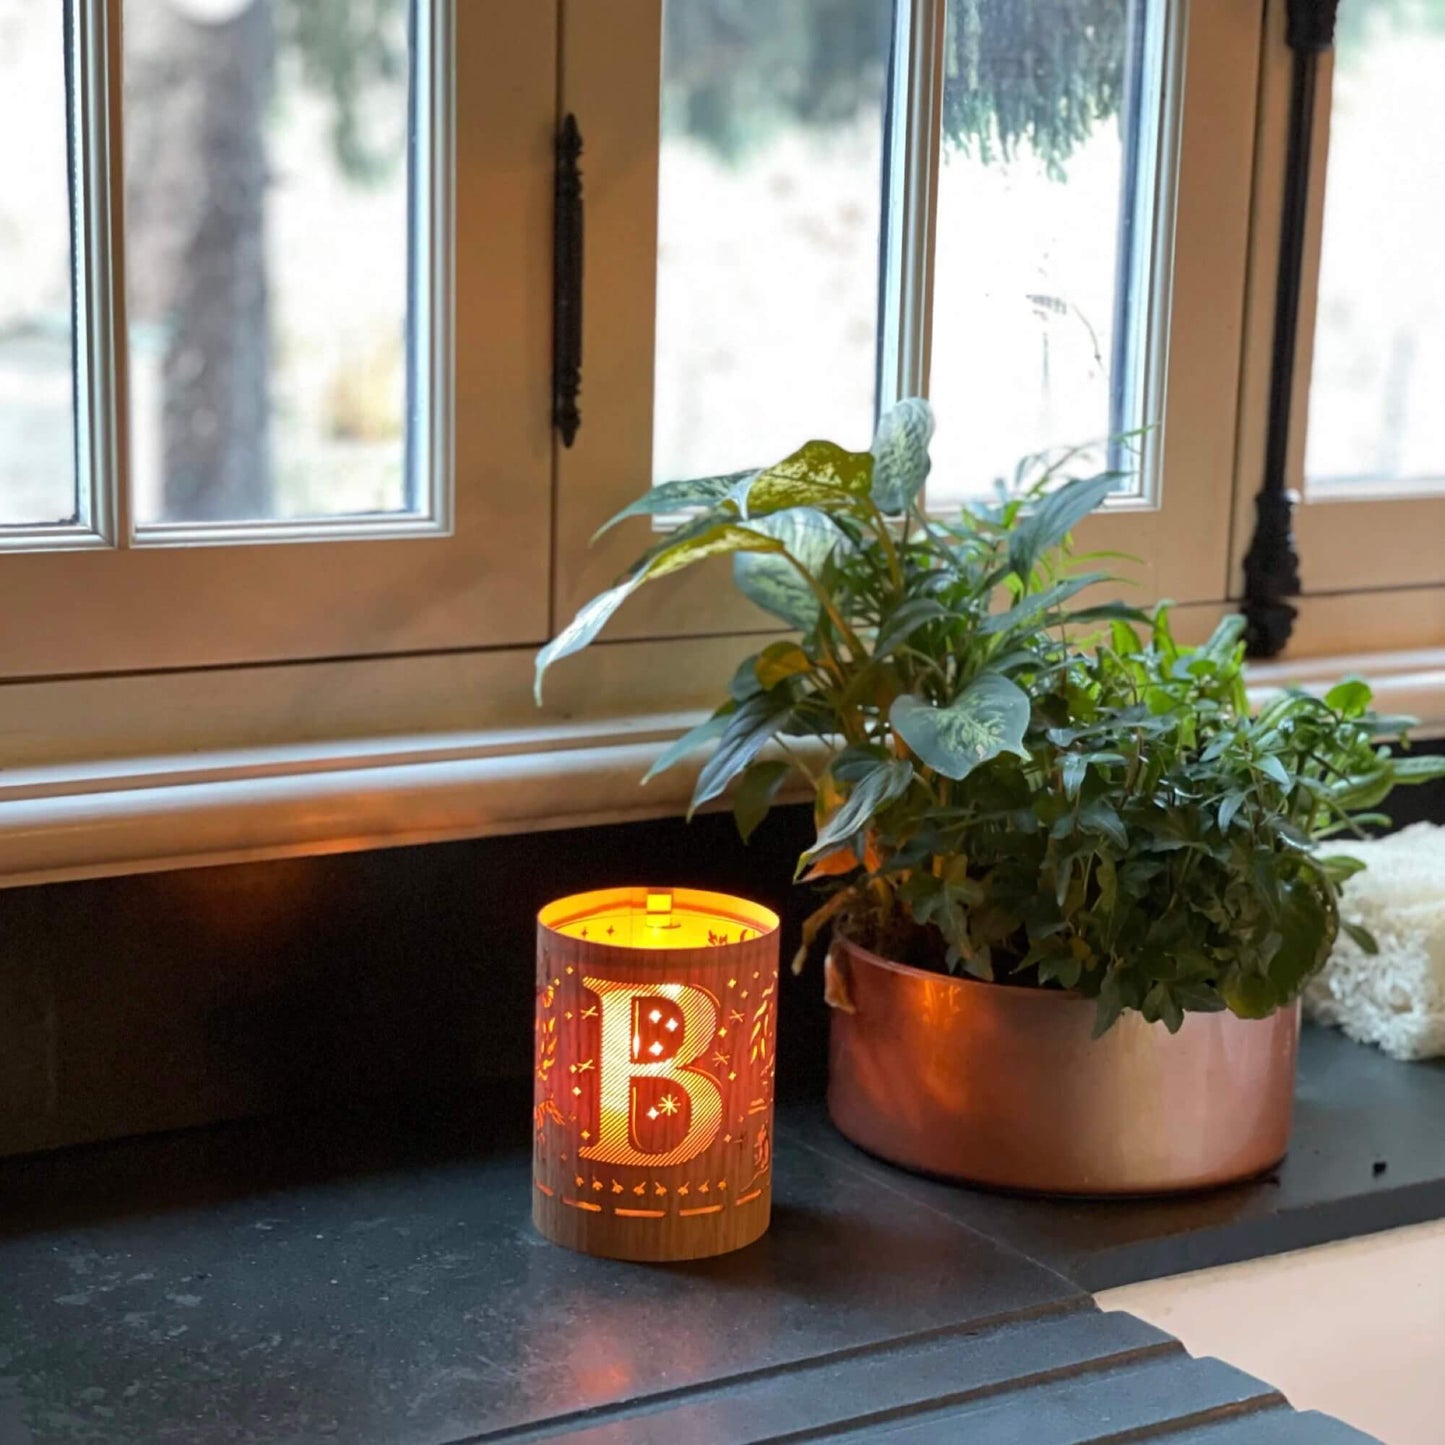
left=536, top=400, right=1444, bottom=1194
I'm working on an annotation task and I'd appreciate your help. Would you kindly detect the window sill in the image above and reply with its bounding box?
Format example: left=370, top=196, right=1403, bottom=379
left=1, top=646, right=1441, bottom=891
left=0, top=714, right=714, bottom=890
left=1246, top=645, right=1445, bottom=735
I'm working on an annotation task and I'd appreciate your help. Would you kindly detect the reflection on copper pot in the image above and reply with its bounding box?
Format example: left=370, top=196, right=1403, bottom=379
left=827, top=937, right=1300, bottom=1196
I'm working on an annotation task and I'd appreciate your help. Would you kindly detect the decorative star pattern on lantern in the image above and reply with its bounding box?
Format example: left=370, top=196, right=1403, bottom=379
left=532, top=888, right=780, bottom=1260
left=532, top=963, right=777, bottom=1214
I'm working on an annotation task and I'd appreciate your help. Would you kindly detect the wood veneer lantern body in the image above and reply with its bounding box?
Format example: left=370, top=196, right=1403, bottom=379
left=534, top=887, right=780, bottom=1262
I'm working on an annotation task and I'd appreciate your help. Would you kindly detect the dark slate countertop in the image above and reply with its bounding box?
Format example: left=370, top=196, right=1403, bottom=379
left=812, top=1025, right=1445, bottom=1292
left=0, top=1065, right=1384, bottom=1445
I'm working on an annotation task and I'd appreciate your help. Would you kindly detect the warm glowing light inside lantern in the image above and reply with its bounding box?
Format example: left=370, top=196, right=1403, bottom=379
left=539, top=886, right=777, bottom=951
left=535, top=886, right=781, bottom=1260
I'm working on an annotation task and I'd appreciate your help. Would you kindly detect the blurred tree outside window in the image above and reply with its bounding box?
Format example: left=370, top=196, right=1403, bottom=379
left=9, top=0, right=1136, bottom=528
left=123, top=0, right=413, bottom=524
left=655, top=0, right=1137, bottom=496
left=0, top=0, right=77, bottom=528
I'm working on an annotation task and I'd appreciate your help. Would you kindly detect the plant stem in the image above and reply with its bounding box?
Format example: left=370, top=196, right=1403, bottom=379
left=866, top=498, right=904, bottom=594
left=784, top=552, right=869, bottom=661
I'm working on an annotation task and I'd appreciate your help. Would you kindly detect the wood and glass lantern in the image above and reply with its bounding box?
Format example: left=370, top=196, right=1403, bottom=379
left=534, top=887, right=781, bottom=1262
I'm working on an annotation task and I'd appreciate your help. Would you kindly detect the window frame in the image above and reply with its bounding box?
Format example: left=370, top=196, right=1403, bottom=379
left=1, top=0, right=1442, bottom=893
left=554, top=0, right=1263, bottom=648
left=1229, top=0, right=1445, bottom=622
left=0, top=0, right=557, bottom=679
left=0, top=0, right=114, bottom=551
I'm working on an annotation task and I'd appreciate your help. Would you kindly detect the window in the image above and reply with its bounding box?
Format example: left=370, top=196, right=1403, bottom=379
left=122, top=0, right=419, bottom=529
left=1233, top=0, right=1445, bottom=623
left=926, top=0, right=1167, bottom=505
left=1305, top=0, right=1445, bottom=498
left=0, top=0, right=553, bottom=683
left=1, top=1, right=81, bottom=535
left=561, top=0, right=1258, bottom=641
left=652, top=2, right=894, bottom=483
left=3, top=0, right=1440, bottom=884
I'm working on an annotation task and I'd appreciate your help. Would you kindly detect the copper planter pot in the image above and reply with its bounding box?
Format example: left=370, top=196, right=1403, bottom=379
left=827, top=938, right=1301, bottom=1196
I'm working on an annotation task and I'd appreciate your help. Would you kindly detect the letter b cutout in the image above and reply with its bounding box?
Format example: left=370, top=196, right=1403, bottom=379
left=580, top=979, right=722, bottom=1167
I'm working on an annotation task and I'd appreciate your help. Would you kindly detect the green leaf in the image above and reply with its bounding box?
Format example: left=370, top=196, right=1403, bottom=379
left=1077, top=799, right=1128, bottom=850
left=729, top=654, right=765, bottom=702
left=733, top=507, right=843, bottom=628
left=534, top=576, right=641, bottom=702
left=733, top=760, right=793, bottom=843
left=1316, top=854, right=1367, bottom=886
left=1037, top=950, right=1082, bottom=989
left=1199, top=613, right=1248, bottom=665
left=891, top=674, right=1032, bottom=782
left=803, top=759, right=914, bottom=864
left=1223, top=973, right=1279, bottom=1019
left=1390, top=754, right=1445, bottom=783
left=979, top=573, right=1108, bottom=635
left=1365, top=714, right=1421, bottom=740
left=591, top=469, right=754, bottom=541
left=1008, top=471, right=1120, bottom=581
left=643, top=710, right=731, bottom=784
left=1342, top=920, right=1379, bottom=955
left=1096, top=852, right=1118, bottom=916
left=874, top=598, right=952, bottom=658
left=1144, top=982, right=1185, bottom=1033
left=644, top=521, right=785, bottom=582
left=732, top=441, right=873, bottom=518
left=536, top=519, right=785, bottom=691
left=960, top=949, right=995, bottom=983
left=1056, top=601, right=1152, bottom=629
left=1061, top=753, right=1089, bottom=800
left=691, top=692, right=792, bottom=814
left=1329, top=769, right=1396, bottom=811
left=1256, top=754, right=1291, bottom=788
left=1269, top=880, right=1333, bottom=997
left=1152, top=602, right=1180, bottom=661
left=1315, top=812, right=1391, bottom=838
left=1172, top=983, right=1226, bottom=1013
left=1092, top=972, right=1128, bottom=1038
left=755, top=640, right=813, bottom=689
left=1218, top=791, right=1247, bottom=832
left=1110, top=618, right=1144, bottom=655
left=1324, top=677, right=1373, bottom=719
left=870, top=397, right=935, bottom=512
left=829, top=745, right=892, bottom=786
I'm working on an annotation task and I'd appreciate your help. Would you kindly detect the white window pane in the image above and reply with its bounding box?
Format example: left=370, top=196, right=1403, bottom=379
left=124, top=0, right=417, bottom=526
left=653, top=0, right=894, bottom=484
left=1305, top=0, right=1445, bottom=494
left=0, top=0, right=78, bottom=529
left=927, top=0, right=1159, bottom=506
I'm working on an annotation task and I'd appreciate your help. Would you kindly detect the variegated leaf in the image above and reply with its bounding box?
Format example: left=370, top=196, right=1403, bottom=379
left=591, top=469, right=755, bottom=541
left=534, top=576, right=641, bottom=702
left=870, top=397, right=935, bottom=512
left=890, top=674, right=1032, bottom=781
left=643, top=710, right=732, bottom=784
left=802, top=759, right=914, bottom=864
left=732, top=440, right=873, bottom=518
left=734, top=507, right=844, bottom=629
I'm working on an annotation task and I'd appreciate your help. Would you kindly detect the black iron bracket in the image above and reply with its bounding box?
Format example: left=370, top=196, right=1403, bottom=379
left=553, top=114, right=584, bottom=448
left=1241, top=0, right=1340, bottom=659
left=1286, top=0, right=1341, bottom=52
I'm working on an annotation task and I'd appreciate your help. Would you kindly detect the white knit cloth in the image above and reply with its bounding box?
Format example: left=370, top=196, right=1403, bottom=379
left=1304, top=822, right=1445, bottom=1061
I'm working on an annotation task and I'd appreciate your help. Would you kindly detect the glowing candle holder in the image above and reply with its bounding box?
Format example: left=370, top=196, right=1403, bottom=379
left=534, top=887, right=781, bottom=1261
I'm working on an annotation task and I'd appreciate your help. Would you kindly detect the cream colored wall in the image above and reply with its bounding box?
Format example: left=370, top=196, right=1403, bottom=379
left=1099, top=1219, right=1445, bottom=1445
